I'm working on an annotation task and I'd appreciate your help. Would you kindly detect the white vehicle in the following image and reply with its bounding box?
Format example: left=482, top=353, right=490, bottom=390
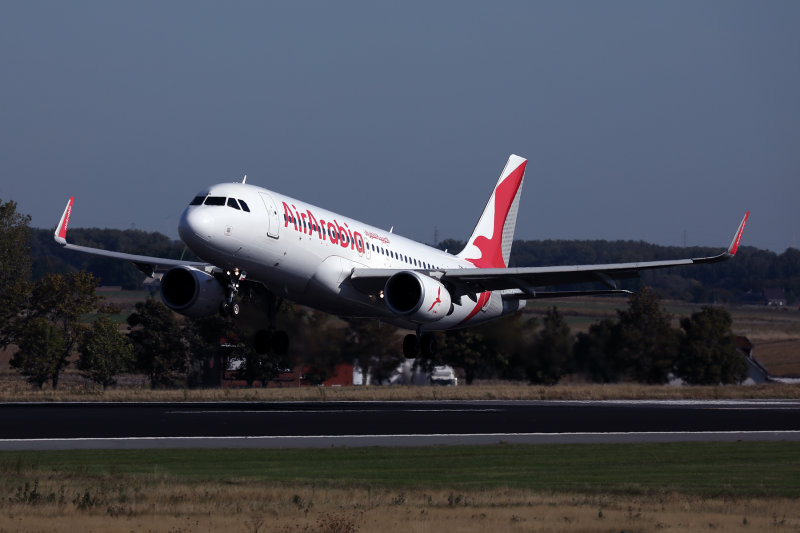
left=430, top=365, right=458, bottom=386
left=55, top=155, right=748, bottom=357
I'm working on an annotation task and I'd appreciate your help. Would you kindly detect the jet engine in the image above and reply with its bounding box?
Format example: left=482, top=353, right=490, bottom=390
left=160, top=266, right=226, bottom=318
left=384, top=271, right=452, bottom=323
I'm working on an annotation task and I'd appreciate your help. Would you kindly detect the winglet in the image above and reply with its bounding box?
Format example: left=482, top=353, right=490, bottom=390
left=54, top=197, right=74, bottom=245
left=727, top=211, right=749, bottom=256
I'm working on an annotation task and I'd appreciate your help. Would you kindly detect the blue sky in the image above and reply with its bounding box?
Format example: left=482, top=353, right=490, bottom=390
left=2, top=1, right=798, bottom=252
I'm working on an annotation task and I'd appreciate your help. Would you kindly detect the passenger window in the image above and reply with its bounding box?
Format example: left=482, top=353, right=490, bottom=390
left=190, top=196, right=205, bottom=206
left=239, top=200, right=250, bottom=212
left=204, top=196, right=226, bottom=206
left=227, top=198, right=241, bottom=210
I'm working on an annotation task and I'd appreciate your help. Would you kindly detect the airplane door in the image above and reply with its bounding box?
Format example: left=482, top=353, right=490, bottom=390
left=259, top=193, right=280, bottom=239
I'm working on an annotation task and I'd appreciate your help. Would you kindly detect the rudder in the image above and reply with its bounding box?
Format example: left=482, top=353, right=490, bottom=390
left=457, top=154, right=527, bottom=268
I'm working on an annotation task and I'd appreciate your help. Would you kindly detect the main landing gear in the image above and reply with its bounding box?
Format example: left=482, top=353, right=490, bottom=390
left=403, top=329, right=438, bottom=358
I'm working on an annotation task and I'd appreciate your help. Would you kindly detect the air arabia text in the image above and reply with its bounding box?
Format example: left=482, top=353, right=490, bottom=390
left=282, top=202, right=365, bottom=254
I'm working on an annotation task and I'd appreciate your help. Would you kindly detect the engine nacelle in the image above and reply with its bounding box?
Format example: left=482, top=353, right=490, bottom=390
left=160, top=266, right=226, bottom=318
left=384, top=271, right=452, bottom=323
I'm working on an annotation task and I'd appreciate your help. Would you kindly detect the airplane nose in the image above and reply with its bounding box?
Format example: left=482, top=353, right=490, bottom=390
left=178, top=207, right=215, bottom=243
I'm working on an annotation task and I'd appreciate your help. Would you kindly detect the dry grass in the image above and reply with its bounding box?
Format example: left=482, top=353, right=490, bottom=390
left=0, top=478, right=797, bottom=533
left=0, top=375, right=799, bottom=402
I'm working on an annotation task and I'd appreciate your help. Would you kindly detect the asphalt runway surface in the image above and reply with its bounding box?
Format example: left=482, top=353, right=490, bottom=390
left=1, top=400, right=800, bottom=450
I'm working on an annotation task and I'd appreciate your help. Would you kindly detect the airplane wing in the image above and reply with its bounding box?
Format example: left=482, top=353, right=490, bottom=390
left=54, top=197, right=213, bottom=277
left=351, top=212, right=749, bottom=300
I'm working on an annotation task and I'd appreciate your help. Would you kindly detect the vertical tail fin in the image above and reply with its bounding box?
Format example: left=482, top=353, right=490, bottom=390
left=457, top=154, right=527, bottom=268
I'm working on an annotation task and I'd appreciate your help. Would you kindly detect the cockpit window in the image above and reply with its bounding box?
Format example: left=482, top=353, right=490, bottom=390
left=190, top=196, right=205, bottom=206
left=239, top=200, right=250, bottom=212
left=204, top=196, right=226, bottom=206
left=227, top=198, right=241, bottom=210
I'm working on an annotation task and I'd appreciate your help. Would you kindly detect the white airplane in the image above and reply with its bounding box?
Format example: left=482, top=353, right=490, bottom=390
left=54, top=155, right=749, bottom=357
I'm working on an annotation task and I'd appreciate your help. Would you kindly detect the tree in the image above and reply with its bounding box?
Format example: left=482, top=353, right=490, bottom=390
left=676, top=307, right=748, bottom=384
left=0, top=199, right=32, bottom=349
left=0, top=199, right=32, bottom=291
left=10, top=318, right=66, bottom=388
left=77, top=316, right=134, bottom=389
left=525, top=307, right=572, bottom=385
left=342, top=318, right=399, bottom=385
left=127, top=299, right=188, bottom=387
left=573, top=318, right=623, bottom=383
left=11, top=271, right=99, bottom=388
left=441, top=328, right=492, bottom=385
left=182, top=314, right=232, bottom=387
left=616, top=287, right=679, bottom=384
left=478, top=312, right=535, bottom=382
left=300, top=310, right=345, bottom=385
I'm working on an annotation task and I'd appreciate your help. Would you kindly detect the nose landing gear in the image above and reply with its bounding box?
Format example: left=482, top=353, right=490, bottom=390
left=220, top=268, right=246, bottom=317
left=219, top=272, right=290, bottom=356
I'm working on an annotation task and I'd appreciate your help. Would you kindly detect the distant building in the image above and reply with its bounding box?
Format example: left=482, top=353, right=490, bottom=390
left=735, top=335, right=771, bottom=385
left=763, top=288, right=787, bottom=306
left=737, top=288, right=787, bottom=307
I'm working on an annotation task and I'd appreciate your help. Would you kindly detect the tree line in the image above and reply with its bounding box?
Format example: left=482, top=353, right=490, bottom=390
left=1, top=199, right=753, bottom=389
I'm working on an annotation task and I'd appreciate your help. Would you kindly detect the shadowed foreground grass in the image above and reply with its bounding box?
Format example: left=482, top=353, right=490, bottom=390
left=0, top=443, right=798, bottom=532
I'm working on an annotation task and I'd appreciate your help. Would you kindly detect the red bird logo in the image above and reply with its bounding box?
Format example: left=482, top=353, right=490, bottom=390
left=427, top=287, right=443, bottom=313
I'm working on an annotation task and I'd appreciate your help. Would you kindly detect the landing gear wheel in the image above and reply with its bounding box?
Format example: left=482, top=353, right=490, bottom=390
left=272, top=330, right=289, bottom=356
left=220, top=301, right=241, bottom=318
left=420, top=333, right=437, bottom=358
left=403, top=334, right=419, bottom=358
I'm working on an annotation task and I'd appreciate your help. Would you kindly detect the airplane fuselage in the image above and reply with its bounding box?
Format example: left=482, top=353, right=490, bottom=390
left=178, top=182, right=522, bottom=331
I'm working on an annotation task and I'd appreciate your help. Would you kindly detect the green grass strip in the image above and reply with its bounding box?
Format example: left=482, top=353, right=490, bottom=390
left=1, top=442, right=798, bottom=497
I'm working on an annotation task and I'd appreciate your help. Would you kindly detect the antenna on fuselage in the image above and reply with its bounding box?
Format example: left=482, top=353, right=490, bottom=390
left=242, top=175, right=247, bottom=184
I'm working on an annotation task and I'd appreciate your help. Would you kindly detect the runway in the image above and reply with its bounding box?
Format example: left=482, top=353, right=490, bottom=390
left=1, top=400, right=800, bottom=450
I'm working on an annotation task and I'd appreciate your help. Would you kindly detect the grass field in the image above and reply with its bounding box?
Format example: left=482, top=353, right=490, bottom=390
left=0, top=443, right=798, bottom=532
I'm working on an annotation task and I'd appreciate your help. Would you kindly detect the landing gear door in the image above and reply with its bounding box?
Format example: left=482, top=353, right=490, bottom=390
left=259, top=193, right=280, bottom=239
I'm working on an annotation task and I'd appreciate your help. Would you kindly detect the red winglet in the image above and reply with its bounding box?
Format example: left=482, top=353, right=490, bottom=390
left=54, top=197, right=74, bottom=245
left=727, top=211, right=749, bottom=256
